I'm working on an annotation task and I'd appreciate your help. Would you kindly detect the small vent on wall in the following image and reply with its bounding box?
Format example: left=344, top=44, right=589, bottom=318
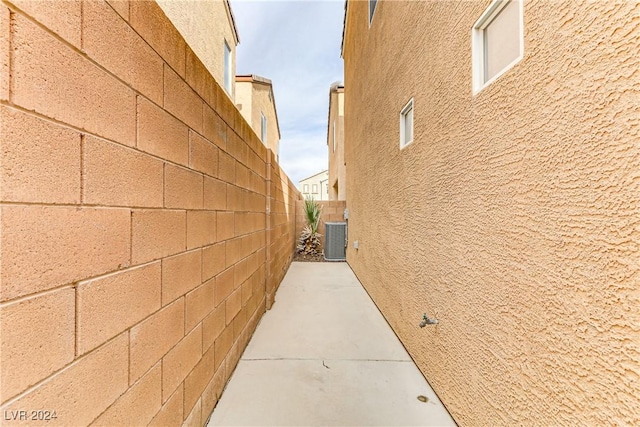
left=324, top=222, right=347, bottom=261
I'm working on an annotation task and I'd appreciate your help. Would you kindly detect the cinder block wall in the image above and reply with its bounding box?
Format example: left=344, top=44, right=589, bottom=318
left=295, top=201, right=347, bottom=252
left=267, top=152, right=302, bottom=306
left=0, top=1, right=299, bottom=426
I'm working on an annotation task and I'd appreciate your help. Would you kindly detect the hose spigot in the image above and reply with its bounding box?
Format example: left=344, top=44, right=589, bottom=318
left=419, top=313, right=438, bottom=327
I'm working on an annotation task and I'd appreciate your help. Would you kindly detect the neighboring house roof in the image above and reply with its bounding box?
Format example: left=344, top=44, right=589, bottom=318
left=225, top=0, right=240, bottom=45
left=235, top=74, right=282, bottom=139
left=299, top=170, right=329, bottom=183
left=340, top=0, right=349, bottom=58
left=326, top=82, right=344, bottom=146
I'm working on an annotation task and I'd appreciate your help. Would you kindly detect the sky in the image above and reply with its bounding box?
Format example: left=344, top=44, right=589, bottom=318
left=229, top=0, right=345, bottom=186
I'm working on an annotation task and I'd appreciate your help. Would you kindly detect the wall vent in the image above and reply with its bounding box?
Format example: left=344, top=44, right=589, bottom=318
left=324, top=222, right=347, bottom=261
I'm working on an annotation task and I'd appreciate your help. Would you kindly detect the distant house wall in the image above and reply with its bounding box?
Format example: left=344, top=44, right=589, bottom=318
left=235, top=79, right=253, bottom=127
left=236, top=77, right=281, bottom=159
left=0, top=1, right=300, bottom=425
left=343, top=0, right=639, bottom=425
left=328, top=87, right=346, bottom=200
left=252, top=82, right=281, bottom=158
left=299, top=170, right=329, bottom=201
left=157, top=0, right=238, bottom=100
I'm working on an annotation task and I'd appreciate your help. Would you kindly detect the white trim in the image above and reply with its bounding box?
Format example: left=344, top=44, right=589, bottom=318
left=332, top=121, right=336, bottom=153
left=472, top=0, right=524, bottom=95
left=260, top=112, right=267, bottom=143
left=223, top=40, right=232, bottom=94
left=399, top=98, right=414, bottom=150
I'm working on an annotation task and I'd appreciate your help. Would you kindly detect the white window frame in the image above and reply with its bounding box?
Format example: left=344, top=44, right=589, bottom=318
left=223, top=40, right=232, bottom=94
left=312, top=184, right=318, bottom=193
left=369, top=0, right=377, bottom=26
left=303, top=184, right=309, bottom=193
left=399, top=98, right=414, bottom=149
left=260, top=113, right=267, bottom=143
left=472, top=0, right=524, bottom=94
left=332, top=121, right=336, bottom=153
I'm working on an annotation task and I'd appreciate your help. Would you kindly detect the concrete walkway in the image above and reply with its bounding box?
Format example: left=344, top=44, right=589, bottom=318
left=207, top=262, right=456, bottom=426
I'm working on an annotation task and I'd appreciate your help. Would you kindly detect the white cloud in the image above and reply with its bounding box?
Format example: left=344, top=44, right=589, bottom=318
left=230, top=0, right=344, bottom=185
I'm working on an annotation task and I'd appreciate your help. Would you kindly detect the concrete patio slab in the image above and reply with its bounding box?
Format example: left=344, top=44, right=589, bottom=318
left=242, top=263, right=411, bottom=362
left=207, top=262, right=455, bottom=427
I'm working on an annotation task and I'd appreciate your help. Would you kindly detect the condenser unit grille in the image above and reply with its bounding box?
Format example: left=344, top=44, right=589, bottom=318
left=324, top=222, right=347, bottom=261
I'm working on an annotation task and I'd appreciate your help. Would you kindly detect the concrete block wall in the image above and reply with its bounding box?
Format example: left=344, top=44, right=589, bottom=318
left=0, top=1, right=299, bottom=426
left=295, top=201, right=347, bottom=253
left=267, top=152, right=303, bottom=307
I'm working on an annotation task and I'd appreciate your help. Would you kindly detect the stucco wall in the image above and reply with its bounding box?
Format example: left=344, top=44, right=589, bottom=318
left=157, top=0, right=237, bottom=100
left=328, top=89, right=346, bottom=200
left=236, top=80, right=280, bottom=158
left=343, top=0, right=639, bottom=425
left=252, top=83, right=280, bottom=157
left=235, top=80, right=253, bottom=128
left=0, top=1, right=299, bottom=425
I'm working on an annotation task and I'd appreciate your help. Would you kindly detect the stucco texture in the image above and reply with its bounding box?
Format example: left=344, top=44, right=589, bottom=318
left=343, top=0, right=639, bottom=425
left=236, top=79, right=281, bottom=157
left=157, top=0, right=237, bottom=100
left=328, top=89, right=346, bottom=201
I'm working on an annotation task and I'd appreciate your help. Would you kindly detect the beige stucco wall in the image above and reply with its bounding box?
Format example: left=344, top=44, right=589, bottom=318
left=253, top=83, right=280, bottom=158
left=236, top=79, right=280, bottom=158
left=236, top=80, right=253, bottom=129
left=328, top=89, right=346, bottom=200
left=157, top=0, right=237, bottom=100
left=343, top=0, right=639, bottom=425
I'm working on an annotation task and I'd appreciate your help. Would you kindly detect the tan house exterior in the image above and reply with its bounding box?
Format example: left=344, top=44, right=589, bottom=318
left=343, top=0, right=639, bottom=426
left=327, top=83, right=346, bottom=200
left=235, top=75, right=281, bottom=159
left=299, top=170, right=329, bottom=201
left=157, top=0, right=239, bottom=100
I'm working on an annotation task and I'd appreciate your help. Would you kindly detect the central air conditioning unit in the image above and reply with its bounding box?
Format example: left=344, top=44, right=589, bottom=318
left=324, top=222, right=347, bottom=261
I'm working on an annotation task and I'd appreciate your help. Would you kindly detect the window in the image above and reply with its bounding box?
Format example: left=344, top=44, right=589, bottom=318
left=223, top=41, right=232, bottom=94
left=312, top=184, right=318, bottom=193
left=472, top=0, right=523, bottom=93
left=303, top=184, right=309, bottom=193
left=260, top=113, right=267, bottom=143
left=332, top=121, right=336, bottom=153
left=400, top=98, right=414, bottom=149
left=369, top=0, right=377, bottom=24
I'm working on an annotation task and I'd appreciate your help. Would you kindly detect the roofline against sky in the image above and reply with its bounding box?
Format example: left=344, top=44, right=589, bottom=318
left=340, top=0, right=349, bottom=58
left=326, top=82, right=344, bottom=146
left=299, top=169, right=329, bottom=183
left=225, top=0, right=241, bottom=45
